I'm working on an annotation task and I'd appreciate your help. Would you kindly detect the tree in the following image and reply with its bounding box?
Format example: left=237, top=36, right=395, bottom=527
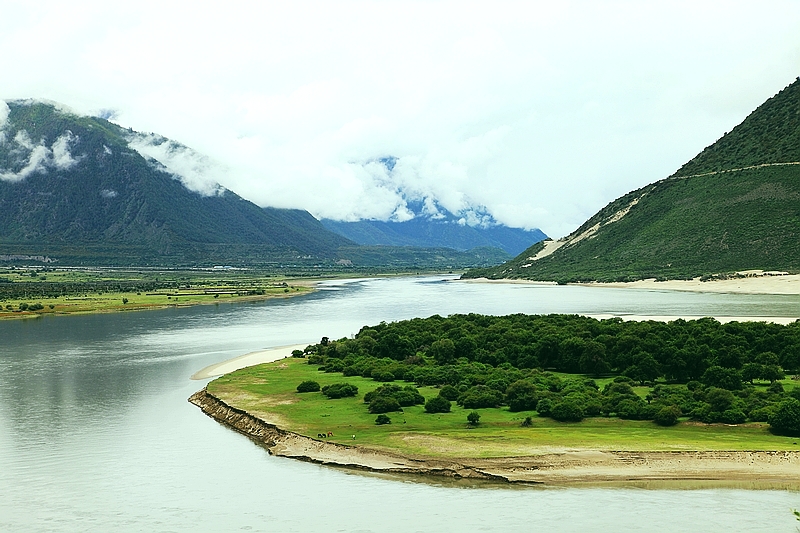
left=701, top=366, right=742, bottom=390
left=375, top=414, right=391, bottom=425
left=654, top=405, right=680, bottom=426
left=429, top=338, right=456, bottom=365
left=536, top=398, right=553, bottom=417
left=424, top=395, right=451, bottom=414
left=768, top=399, right=800, bottom=436
left=321, top=383, right=358, bottom=399
left=467, top=411, right=481, bottom=426
left=705, top=387, right=735, bottom=412
left=579, top=341, right=609, bottom=377
left=457, top=385, right=503, bottom=409
left=368, top=396, right=401, bottom=414
left=296, top=380, right=321, bottom=393
left=551, top=401, right=584, bottom=422
left=438, top=384, right=460, bottom=401
left=505, top=380, right=538, bottom=412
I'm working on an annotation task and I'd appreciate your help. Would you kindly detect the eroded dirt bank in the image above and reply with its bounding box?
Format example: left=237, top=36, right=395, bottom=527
left=190, top=388, right=800, bottom=485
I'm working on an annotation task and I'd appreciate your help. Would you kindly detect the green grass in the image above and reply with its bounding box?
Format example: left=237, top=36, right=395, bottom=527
left=0, top=268, right=313, bottom=319
left=207, top=358, right=800, bottom=459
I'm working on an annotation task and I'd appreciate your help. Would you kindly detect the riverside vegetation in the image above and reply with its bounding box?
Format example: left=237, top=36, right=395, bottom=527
left=207, top=314, right=800, bottom=459
left=0, top=267, right=313, bottom=318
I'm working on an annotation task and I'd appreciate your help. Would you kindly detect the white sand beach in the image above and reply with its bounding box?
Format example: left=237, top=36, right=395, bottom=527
left=191, top=343, right=310, bottom=380
left=463, top=273, right=800, bottom=296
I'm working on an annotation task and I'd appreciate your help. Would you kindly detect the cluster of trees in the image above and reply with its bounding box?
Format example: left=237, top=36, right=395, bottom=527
left=302, top=314, right=800, bottom=435
left=320, top=383, right=358, bottom=399
left=363, top=384, right=425, bottom=413
left=308, top=313, right=800, bottom=380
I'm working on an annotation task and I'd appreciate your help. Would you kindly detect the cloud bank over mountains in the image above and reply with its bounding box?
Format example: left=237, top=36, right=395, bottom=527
left=2, top=2, right=800, bottom=236
left=0, top=101, right=81, bottom=182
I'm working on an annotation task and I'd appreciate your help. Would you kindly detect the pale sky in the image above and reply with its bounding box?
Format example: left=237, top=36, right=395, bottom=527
left=2, top=1, right=799, bottom=237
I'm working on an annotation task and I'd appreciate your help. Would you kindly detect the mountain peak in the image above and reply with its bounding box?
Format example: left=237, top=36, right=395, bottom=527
left=466, top=78, right=800, bottom=281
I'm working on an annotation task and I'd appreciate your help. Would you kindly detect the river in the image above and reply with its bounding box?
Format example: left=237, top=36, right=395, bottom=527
left=1, top=276, right=799, bottom=532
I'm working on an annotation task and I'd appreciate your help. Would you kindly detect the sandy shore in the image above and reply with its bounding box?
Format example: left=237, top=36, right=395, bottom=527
left=190, top=389, right=800, bottom=486
left=462, top=274, right=800, bottom=296
left=191, top=344, right=310, bottom=380
left=583, top=314, right=798, bottom=325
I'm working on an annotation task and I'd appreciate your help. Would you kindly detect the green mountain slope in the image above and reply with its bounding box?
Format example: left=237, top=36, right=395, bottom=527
left=465, top=78, right=800, bottom=282
left=0, top=101, right=354, bottom=265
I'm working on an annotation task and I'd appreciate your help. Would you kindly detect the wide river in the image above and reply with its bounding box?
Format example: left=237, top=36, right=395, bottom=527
left=2, top=276, right=800, bottom=532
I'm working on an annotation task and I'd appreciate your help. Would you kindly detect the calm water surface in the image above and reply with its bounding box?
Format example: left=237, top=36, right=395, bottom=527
left=1, top=276, right=799, bottom=532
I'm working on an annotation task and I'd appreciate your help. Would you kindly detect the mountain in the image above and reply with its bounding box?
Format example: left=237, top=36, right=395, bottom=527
left=465, top=77, right=800, bottom=282
left=321, top=199, right=547, bottom=255
left=0, top=101, right=353, bottom=265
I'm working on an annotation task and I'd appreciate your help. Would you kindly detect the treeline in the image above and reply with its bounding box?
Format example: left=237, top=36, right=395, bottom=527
left=0, top=280, right=176, bottom=299
left=302, top=314, right=800, bottom=435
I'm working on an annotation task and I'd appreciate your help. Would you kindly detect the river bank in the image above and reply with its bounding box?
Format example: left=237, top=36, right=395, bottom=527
left=461, top=273, right=800, bottom=296
left=0, top=280, right=317, bottom=320
left=190, top=388, right=800, bottom=486
left=191, top=344, right=310, bottom=380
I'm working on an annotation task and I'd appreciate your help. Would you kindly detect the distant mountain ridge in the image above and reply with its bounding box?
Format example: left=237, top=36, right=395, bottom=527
left=321, top=198, right=547, bottom=255
left=465, top=77, right=800, bottom=282
left=0, top=100, right=353, bottom=265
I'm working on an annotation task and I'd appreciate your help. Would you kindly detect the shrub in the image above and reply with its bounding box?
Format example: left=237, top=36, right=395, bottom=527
left=291, top=349, right=305, bottom=358
left=458, top=385, right=503, bottom=409
left=296, top=380, right=321, bottom=393
left=521, top=416, right=533, bottom=427
left=705, top=387, right=735, bottom=412
left=720, top=409, right=746, bottom=424
left=321, top=383, right=358, bottom=399
left=467, top=411, right=481, bottom=426
left=615, top=398, right=643, bottom=420
left=505, top=380, right=538, bottom=412
left=766, top=381, right=784, bottom=394
left=551, top=401, right=584, bottom=422
left=438, top=384, right=460, bottom=401
left=368, top=396, right=401, bottom=414
left=375, top=414, right=391, bottom=425
left=424, top=395, right=451, bottom=414
left=536, top=398, right=553, bottom=417
left=394, top=389, right=424, bottom=407
left=768, top=399, right=800, bottom=436
left=372, top=369, right=395, bottom=382
left=654, top=405, right=681, bottom=426
left=748, top=406, right=775, bottom=422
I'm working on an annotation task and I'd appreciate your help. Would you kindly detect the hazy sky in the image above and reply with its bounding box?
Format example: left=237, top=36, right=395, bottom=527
left=2, top=1, right=799, bottom=237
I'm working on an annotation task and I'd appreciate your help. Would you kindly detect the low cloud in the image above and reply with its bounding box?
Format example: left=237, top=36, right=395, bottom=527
left=0, top=129, right=81, bottom=182
left=127, top=132, right=226, bottom=196
left=0, top=101, right=9, bottom=131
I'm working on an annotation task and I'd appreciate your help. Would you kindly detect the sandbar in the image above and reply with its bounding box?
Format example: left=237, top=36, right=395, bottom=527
left=191, top=343, right=309, bottom=380
left=462, top=274, right=800, bottom=296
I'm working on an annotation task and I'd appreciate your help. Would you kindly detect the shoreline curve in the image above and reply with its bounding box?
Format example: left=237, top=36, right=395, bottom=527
left=189, top=388, right=800, bottom=486
left=191, top=344, right=310, bottom=380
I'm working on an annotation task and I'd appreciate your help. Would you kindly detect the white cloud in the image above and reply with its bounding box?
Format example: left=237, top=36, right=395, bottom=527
left=0, top=101, right=9, bottom=130
left=51, top=132, right=80, bottom=170
left=127, top=132, right=226, bottom=196
left=0, top=129, right=81, bottom=182
left=1, top=2, right=799, bottom=236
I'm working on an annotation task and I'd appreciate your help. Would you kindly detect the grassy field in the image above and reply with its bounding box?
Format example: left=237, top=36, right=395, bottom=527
left=207, top=358, right=800, bottom=459
left=0, top=267, right=313, bottom=319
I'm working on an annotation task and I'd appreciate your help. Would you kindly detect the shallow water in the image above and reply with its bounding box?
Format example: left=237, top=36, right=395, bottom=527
left=1, top=276, right=799, bottom=532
